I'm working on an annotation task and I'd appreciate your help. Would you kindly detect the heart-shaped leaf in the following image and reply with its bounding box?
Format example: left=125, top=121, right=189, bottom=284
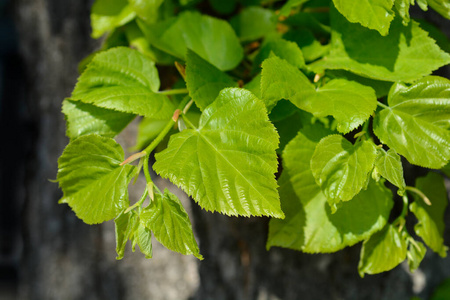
left=268, top=126, right=392, bottom=252
left=311, top=135, right=377, bottom=206
left=261, top=56, right=377, bottom=133
left=71, top=47, right=175, bottom=120
left=57, top=135, right=135, bottom=224
left=154, top=88, right=283, bottom=218
left=373, top=76, right=450, bottom=169
left=140, top=189, right=202, bottom=259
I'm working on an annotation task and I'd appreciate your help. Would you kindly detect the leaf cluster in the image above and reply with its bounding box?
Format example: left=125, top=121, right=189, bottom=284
left=56, top=0, right=450, bottom=275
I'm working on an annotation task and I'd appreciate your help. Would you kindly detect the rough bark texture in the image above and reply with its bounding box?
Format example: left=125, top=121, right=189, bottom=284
left=5, top=0, right=450, bottom=299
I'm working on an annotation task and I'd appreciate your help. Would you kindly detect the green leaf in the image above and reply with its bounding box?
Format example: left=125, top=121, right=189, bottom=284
left=115, top=210, right=153, bottom=259
left=311, top=6, right=450, bottom=83
left=186, top=49, right=238, bottom=111
left=332, top=0, right=395, bottom=36
left=230, top=6, right=277, bottom=41
left=410, top=172, right=449, bottom=257
left=374, top=149, right=406, bottom=191
left=284, top=126, right=333, bottom=197
left=311, top=135, right=378, bottom=206
left=373, top=76, right=450, bottom=169
left=240, top=0, right=264, bottom=5
left=268, top=126, right=393, bottom=252
left=154, top=88, right=283, bottom=218
left=417, top=0, right=429, bottom=10
left=101, top=27, right=129, bottom=50
left=283, top=12, right=331, bottom=36
left=325, top=70, right=393, bottom=98
left=279, top=0, right=310, bottom=16
left=358, top=224, right=408, bottom=277
left=134, top=223, right=153, bottom=259
left=138, top=11, right=243, bottom=70
left=115, top=210, right=139, bottom=260
left=57, top=135, right=135, bottom=224
left=407, top=239, right=427, bottom=272
left=208, top=0, right=237, bottom=14
left=125, top=21, right=177, bottom=65
left=71, top=47, right=175, bottom=120
left=261, top=56, right=377, bottom=133
left=283, top=29, right=330, bottom=62
left=179, top=0, right=199, bottom=5
left=428, top=0, right=450, bottom=19
left=308, top=79, right=377, bottom=133
left=442, top=163, right=450, bottom=178
left=62, top=99, right=134, bottom=140
left=129, top=0, right=164, bottom=23
left=91, top=0, right=136, bottom=38
left=253, top=37, right=305, bottom=72
left=415, top=19, right=450, bottom=54
left=140, top=189, right=202, bottom=259
left=270, top=101, right=309, bottom=153
left=394, top=0, right=411, bottom=25
left=269, top=98, right=302, bottom=122
left=243, top=73, right=262, bottom=99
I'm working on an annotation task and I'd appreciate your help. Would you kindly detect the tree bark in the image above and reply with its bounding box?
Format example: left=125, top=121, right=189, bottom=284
left=10, top=0, right=450, bottom=299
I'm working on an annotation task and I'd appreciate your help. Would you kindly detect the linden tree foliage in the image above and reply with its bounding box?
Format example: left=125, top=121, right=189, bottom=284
left=56, top=0, right=449, bottom=274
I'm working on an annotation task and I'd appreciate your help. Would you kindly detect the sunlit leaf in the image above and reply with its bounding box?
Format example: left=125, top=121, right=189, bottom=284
left=311, top=135, right=377, bottom=205
left=138, top=11, right=243, bottom=70
left=253, top=37, right=305, bottom=71
left=428, top=0, right=450, bottom=19
left=410, top=172, right=449, bottom=257
left=374, top=149, right=406, bottom=191
left=268, top=126, right=392, bottom=252
left=129, top=0, right=164, bottom=23
left=63, top=99, right=134, bottom=140
left=407, top=239, right=427, bottom=272
left=311, top=7, right=450, bottom=82
left=373, top=76, right=450, bottom=169
left=71, top=47, right=175, bottom=119
left=230, top=6, right=277, bottom=41
left=332, top=0, right=395, bottom=36
left=261, top=56, right=377, bottom=133
left=358, top=224, right=408, bottom=277
left=91, top=0, right=136, bottom=38
left=186, top=49, right=237, bottom=111
left=154, top=88, right=283, bottom=218
left=57, top=135, right=135, bottom=224
left=140, top=189, right=202, bottom=259
left=115, top=210, right=139, bottom=260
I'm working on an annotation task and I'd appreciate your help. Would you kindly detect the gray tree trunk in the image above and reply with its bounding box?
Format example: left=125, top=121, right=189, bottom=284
left=9, top=0, right=450, bottom=299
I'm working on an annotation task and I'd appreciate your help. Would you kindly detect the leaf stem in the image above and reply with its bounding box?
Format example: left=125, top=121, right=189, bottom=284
left=355, top=119, right=371, bottom=143
left=120, top=151, right=147, bottom=166
left=405, top=186, right=431, bottom=205
left=143, top=119, right=175, bottom=155
left=157, top=88, right=189, bottom=95
left=140, top=96, right=192, bottom=194
left=401, top=194, right=409, bottom=218
left=393, top=194, right=409, bottom=227
left=125, top=188, right=149, bottom=213
left=408, top=237, right=422, bottom=252
left=123, top=96, right=192, bottom=199
left=141, top=96, right=191, bottom=155
left=183, top=99, right=194, bottom=115
left=182, top=114, right=197, bottom=130
left=377, top=101, right=389, bottom=109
